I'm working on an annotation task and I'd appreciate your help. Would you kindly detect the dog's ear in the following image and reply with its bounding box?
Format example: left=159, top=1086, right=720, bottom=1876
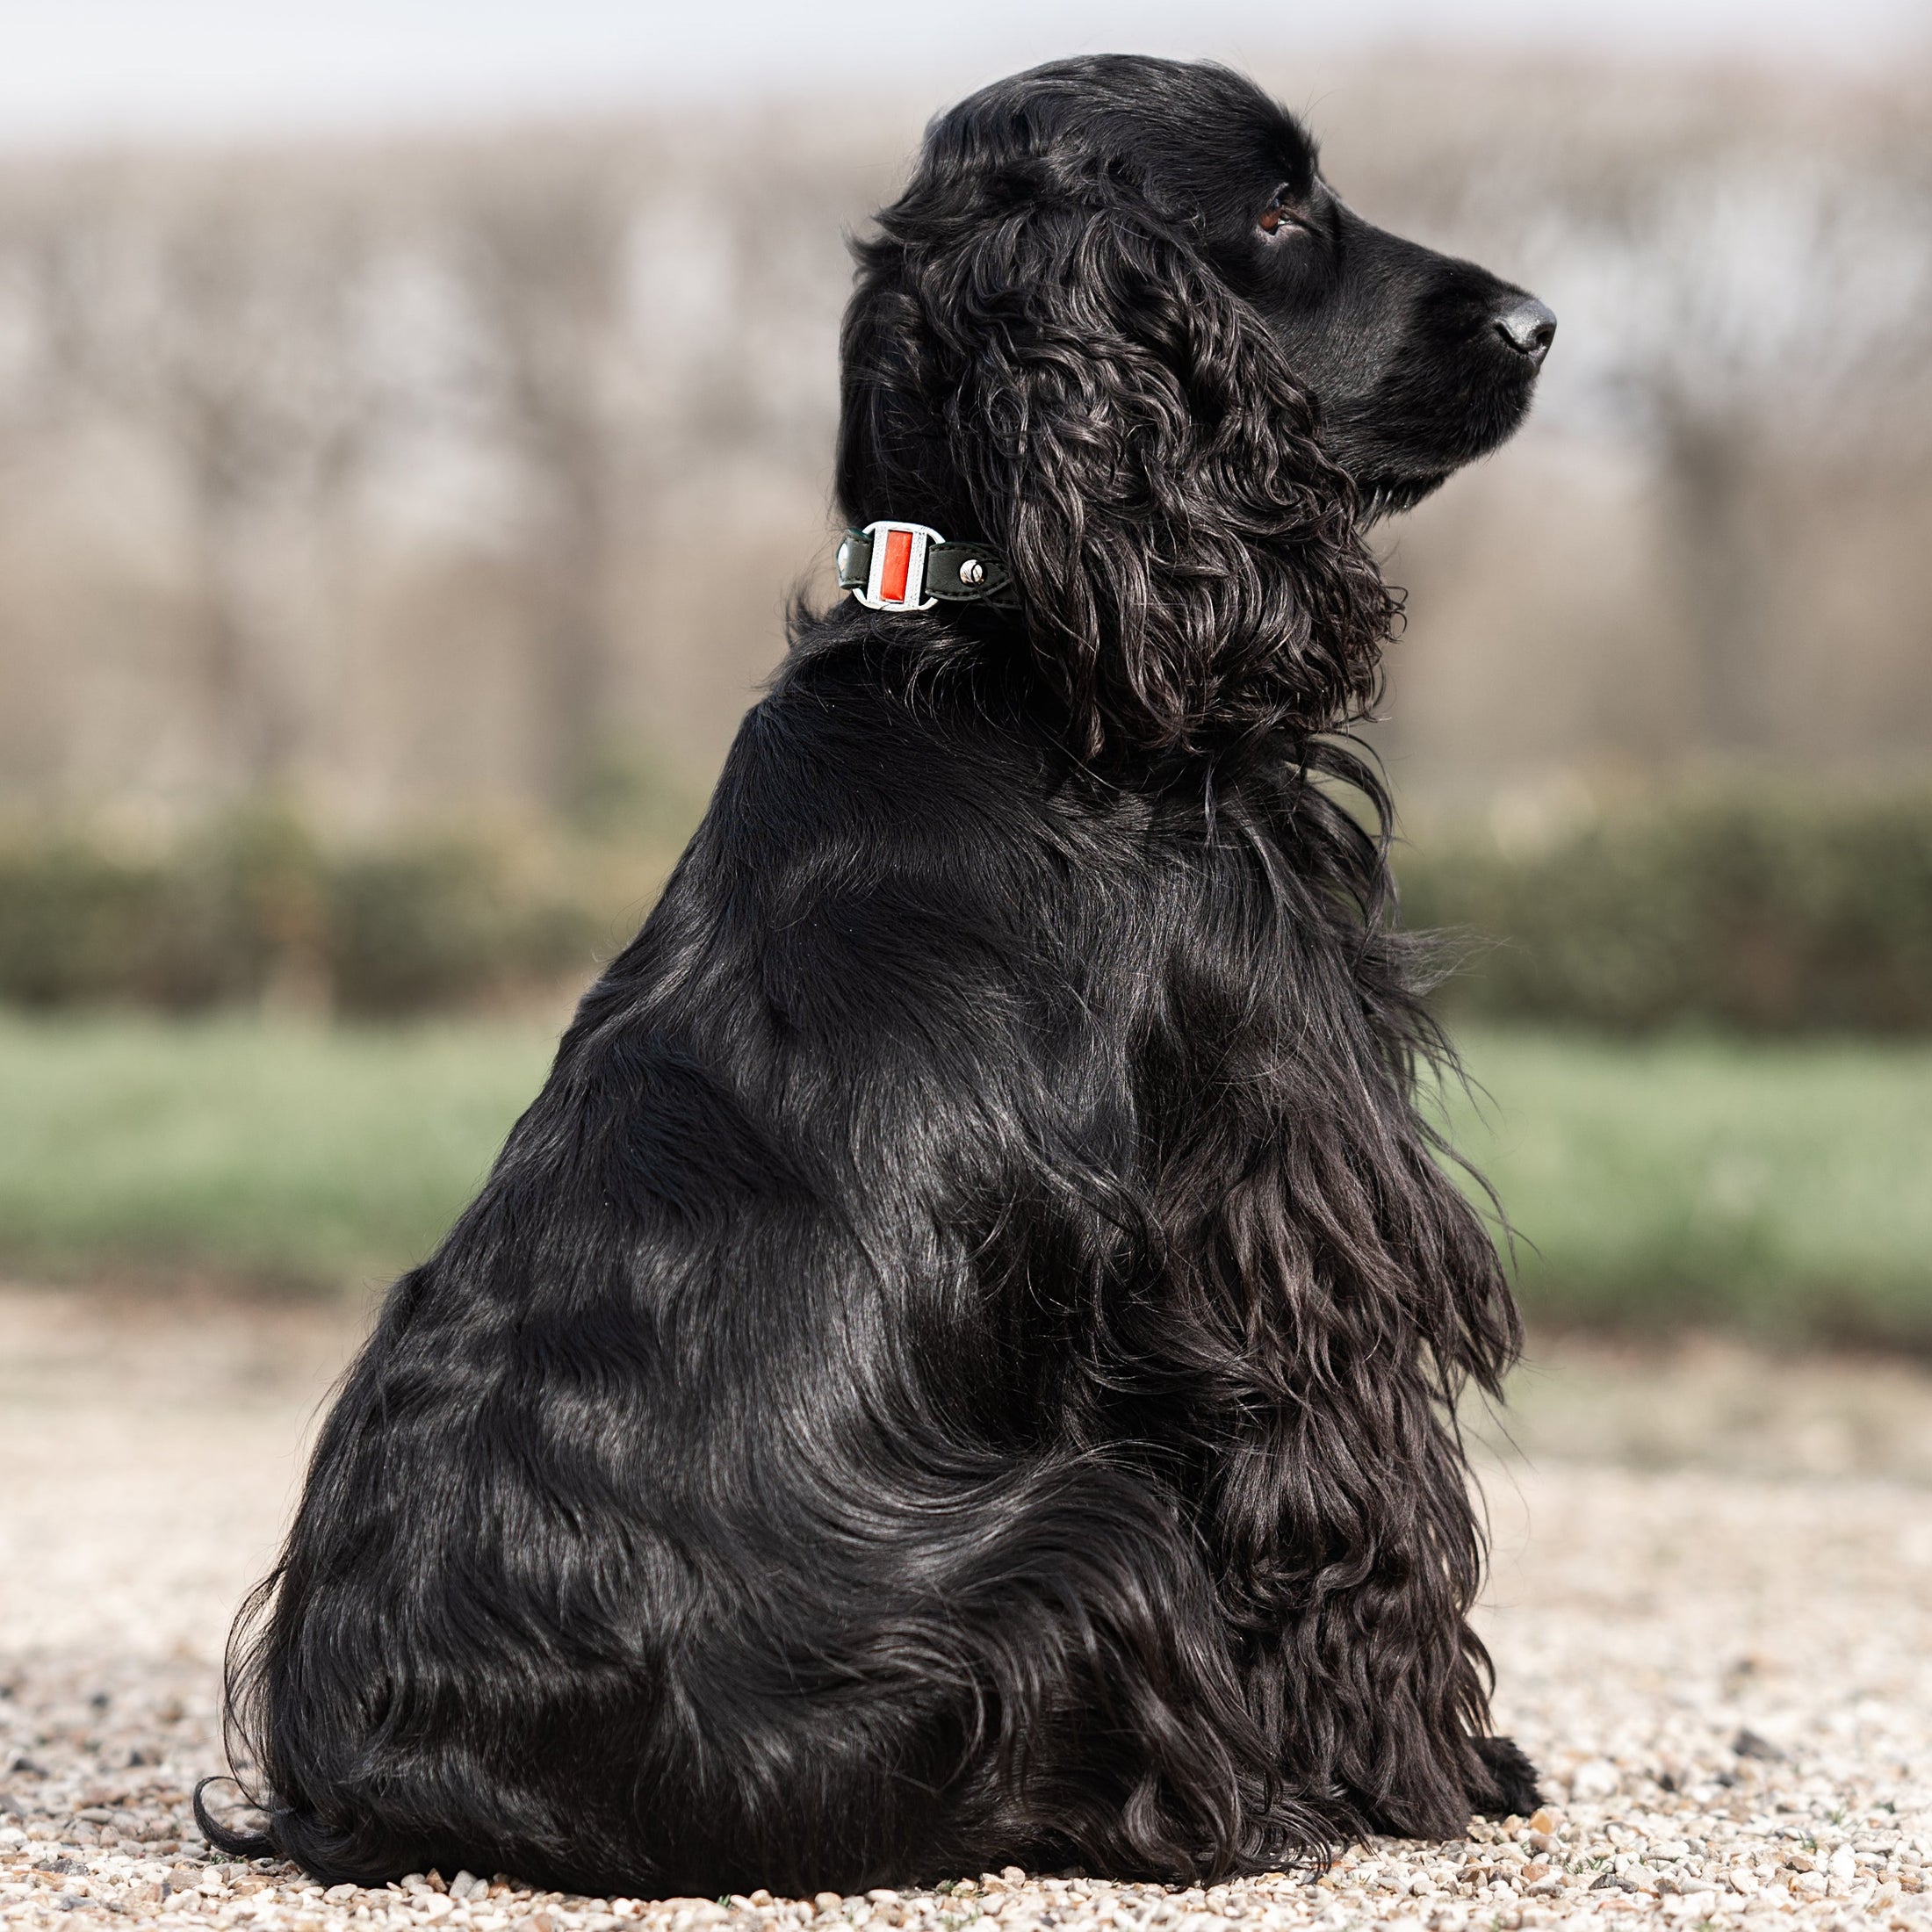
left=934, top=182, right=1398, bottom=761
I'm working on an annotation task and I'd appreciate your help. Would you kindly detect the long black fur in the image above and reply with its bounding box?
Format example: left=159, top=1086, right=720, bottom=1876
left=202, top=55, right=1554, bottom=1895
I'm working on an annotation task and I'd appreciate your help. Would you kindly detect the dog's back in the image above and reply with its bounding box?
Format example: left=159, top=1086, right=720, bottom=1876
left=226, top=627, right=1338, bottom=1892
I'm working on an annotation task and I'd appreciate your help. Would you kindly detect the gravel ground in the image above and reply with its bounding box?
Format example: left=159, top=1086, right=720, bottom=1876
left=6, top=1288, right=1932, bottom=1932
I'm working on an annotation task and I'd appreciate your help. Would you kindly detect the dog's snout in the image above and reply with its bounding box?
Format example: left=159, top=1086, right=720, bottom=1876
left=1494, top=295, right=1557, bottom=365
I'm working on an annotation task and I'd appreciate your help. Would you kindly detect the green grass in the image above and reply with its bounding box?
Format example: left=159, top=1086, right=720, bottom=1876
left=1434, top=1027, right=1932, bottom=1347
left=0, top=1013, right=559, bottom=1292
left=2, top=1013, right=1929, bottom=1345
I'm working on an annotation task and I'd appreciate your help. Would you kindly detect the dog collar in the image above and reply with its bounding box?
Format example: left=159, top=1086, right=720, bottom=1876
left=836, top=521, right=1018, bottom=613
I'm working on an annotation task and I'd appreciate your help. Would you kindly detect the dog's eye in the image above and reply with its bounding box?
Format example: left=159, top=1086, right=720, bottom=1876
left=1258, top=187, right=1305, bottom=239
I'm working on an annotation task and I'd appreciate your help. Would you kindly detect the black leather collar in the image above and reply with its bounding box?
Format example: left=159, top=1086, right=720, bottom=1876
left=836, top=521, right=1019, bottom=613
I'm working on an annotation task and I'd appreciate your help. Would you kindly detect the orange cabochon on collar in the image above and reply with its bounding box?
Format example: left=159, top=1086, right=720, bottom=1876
left=879, top=528, right=913, bottom=602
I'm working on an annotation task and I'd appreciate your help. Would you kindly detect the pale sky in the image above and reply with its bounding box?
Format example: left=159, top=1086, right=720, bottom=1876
left=0, top=0, right=1923, bottom=148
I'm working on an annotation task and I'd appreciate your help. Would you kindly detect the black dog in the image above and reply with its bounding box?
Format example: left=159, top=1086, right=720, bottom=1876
left=204, top=55, right=1554, bottom=1897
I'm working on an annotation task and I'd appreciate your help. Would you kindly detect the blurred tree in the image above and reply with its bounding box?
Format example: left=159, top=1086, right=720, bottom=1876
left=447, top=145, right=639, bottom=804
left=14, top=169, right=389, bottom=792
left=1590, top=158, right=1932, bottom=750
left=441, top=124, right=857, bottom=803
left=1, top=67, right=1927, bottom=821
left=1432, top=75, right=1932, bottom=752
left=0, top=174, right=92, bottom=462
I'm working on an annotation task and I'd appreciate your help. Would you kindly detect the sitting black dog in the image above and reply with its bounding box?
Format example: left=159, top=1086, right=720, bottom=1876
left=204, top=54, right=1554, bottom=1898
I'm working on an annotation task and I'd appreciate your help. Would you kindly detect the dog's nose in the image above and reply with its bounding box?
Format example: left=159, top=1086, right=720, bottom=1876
left=1494, top=295, right=1557, bottom=365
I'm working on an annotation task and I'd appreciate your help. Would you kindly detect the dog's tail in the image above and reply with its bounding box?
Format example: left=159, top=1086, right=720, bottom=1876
left=200, top=1573, right=291, bottom=1865
left=191, top=1777, right=278, bottom=1860
left=202, top=1571, right=377, bottom=1882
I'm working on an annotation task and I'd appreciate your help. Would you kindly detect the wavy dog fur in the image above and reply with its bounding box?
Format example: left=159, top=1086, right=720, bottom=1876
left=204, top=55, right=1554, bottom=1895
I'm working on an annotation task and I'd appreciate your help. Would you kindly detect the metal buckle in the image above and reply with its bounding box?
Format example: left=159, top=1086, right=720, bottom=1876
left=852, top=519, right=943, bottom=612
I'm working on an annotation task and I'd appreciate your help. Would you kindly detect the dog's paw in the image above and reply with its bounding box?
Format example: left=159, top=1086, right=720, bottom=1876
left=1469, top=1734, right=1541, bottom=1819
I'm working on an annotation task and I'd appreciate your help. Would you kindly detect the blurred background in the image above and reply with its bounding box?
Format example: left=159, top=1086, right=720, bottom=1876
left=1, top=0, right=1929, bottom=1363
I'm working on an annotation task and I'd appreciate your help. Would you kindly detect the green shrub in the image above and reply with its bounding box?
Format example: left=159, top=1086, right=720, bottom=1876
left=7, top=785, right=1929, bottom=1029
left=328, top=843, right=597, bottom=1015
left=0, top=839, right=169, bottom=1006
left=1400, top=787, right=1932, bottom=1032
left=0, top=806, right=665, bottom=1017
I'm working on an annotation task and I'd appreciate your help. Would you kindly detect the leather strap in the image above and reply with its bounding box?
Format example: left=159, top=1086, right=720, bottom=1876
left=836, top=527, right=1020, bottom=609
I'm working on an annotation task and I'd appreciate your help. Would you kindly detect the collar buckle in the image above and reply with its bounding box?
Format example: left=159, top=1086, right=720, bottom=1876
left=851, top=519, right=942, bottom=612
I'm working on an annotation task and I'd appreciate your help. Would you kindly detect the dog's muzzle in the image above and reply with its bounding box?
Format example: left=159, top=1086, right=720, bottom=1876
left=837, top=521, right=1019, bottom=613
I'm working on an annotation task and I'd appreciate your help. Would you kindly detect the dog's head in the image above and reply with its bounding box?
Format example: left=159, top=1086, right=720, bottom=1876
left=836, top=55, right=1554, bottom=761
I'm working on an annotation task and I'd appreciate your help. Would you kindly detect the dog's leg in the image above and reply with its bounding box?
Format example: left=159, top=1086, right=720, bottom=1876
left=797, top=1451, right=1343, bottom=1888
left=1468, top=1734, right=1543, bottom=1819
left=1119, top=1234, right=1532, bottom=1842
left=1174, top=1341, right=1537, bottom=1847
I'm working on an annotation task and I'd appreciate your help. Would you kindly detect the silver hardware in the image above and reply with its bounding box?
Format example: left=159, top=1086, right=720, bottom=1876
left=958, top=558, right=984, bottom=586
left=853, top=519, right=943, bottom=612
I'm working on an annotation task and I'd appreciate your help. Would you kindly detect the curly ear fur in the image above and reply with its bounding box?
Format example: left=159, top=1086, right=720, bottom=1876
left=837, top=115, right=1400, bottom=761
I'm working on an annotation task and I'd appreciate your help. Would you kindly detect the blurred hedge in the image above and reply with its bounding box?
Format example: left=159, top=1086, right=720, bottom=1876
left=0, top=806, right=667, bottom=1018
left=5, top=786, right=1931, bottom=1027
left=1399, top=787, right=1932, bottom=1033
